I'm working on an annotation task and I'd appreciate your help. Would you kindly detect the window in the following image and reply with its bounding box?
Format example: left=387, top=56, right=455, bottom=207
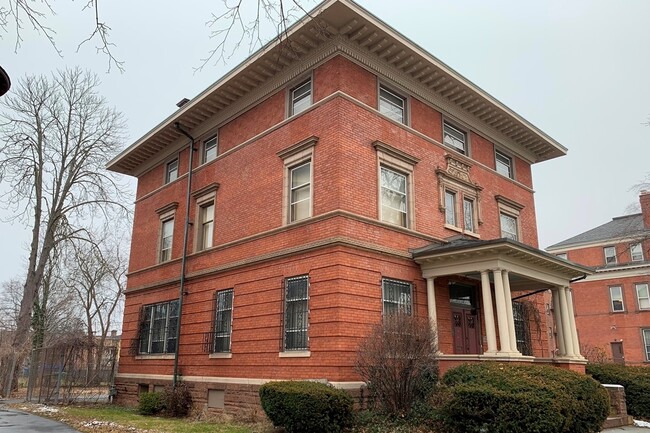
left=610, top=286, right=624, bottom=312
left=631, top=243, right=644, bottom=262
left=160, top=218, right=174, bottom=262
left=637, top=283, right=650, bottom=310
left=212, top=289, right=233, bottom=353
left=379, top=85, right=406, bottom=124
left=139, top=300, right=179, bottom=354
left=198, top=201, right=214, bottom=251
left=604, top=246, right=617, bottom=265
left=382, top=278, right=412, bottom=316
left=463, top=198, right=475, bottom=233
left=289, top=162, right=311, bottom=222
left=203, top=136, right=218, bottom=164
left=495, top=150, right=513, bottom=179
left=381, top=166, right=408, bottom=227
left=443, top=121, right=467, bottom=155
left=165, top=158, right=179, bottom=184
left=500, top=213, right=518, bottom=241
left=512, top=301, right=532, bottom=356
left=556, top=253, right=568, bottom=260
left=290, top=79, right=312, bottom=116
left=284, top=276, right=309, bottom=351
left=444, top=190, right=456, bottom=226
left=643, top=329, right=650, bottom=361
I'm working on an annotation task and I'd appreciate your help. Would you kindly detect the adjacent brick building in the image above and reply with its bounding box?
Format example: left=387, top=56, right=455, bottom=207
left=107, top=0, right=591, bottom=415
left=547, top=191, right=650, bottom=365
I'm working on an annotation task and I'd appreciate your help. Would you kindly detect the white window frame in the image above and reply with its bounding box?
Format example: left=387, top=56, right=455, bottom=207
left=463, top=197, right=476, bottom=233
left=165, top=158, right=179, bottom=184
left=380, top=166, right=409, bottom=228
left=289, top=78, right=312, bottom=116
left=378, top=84, right=407, bottom=124
left=636, top=283, right=650, bottom=310
left=609, top=286, right=624, bottom=312
left=160, top=218, right=174, bottom=262
left=643, top=328, right=650, bottom=362
left=496, top=196, right=524, bottom=242
left=495, top=149, right=514, bottom=179
left=202, top=135, right=218, bottom=164
left=278, top=137, right=317, bottom=226
left=444, top=190, right=457, bottom=227
left=604, top=246, right=617, bottom=265
left=556, top=253, right=568, bottom=260
left=289, top=161, right=312, bottom=223
left=631, top=243, right=644, bottom=262
left=381, top=278, right=413, bottom=316
left=443, top=121, right=468, bottom=155
left=500, top=212, right=518, bottom=241
left=197, top=200, right=214, bottom=251
left=212, top=289, right=234, bottom=353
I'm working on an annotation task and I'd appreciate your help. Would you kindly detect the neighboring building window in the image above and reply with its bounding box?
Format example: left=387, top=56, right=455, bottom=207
left=139, top=300, right=179, bottom=354
left=160, top=218, right=174, bottom=262
left=610, top=286, right=624, bottom=312
left=382, top=278, right=412, bottom=316
left=284, top=276, right=309, bottom=351
left=198, top=201, right=214, bottom=251
left=556, top=253, right=568, bottom=260
left=443, top=121, right=467, bottom=155
left=380, top=166, right=408, bottom=227
left=165, top=158, right=179, bottom=184
left=637, top=283, right=650, bottom=310
left=444, top=190, right=456, bottom=226
left=203, top=136, right=218, bottom=164
left=290, top=79, right=312, bottom=116
left=604, top=246, right=617, bottom=265
left=631, top=243, right=644, bottom=262
left=289, top=161, right=311, bottom=222
left=495, top=150, right=513, bottom=179
left=500, top=213, right=518, bottom=241
left=463, top=198, right=475, bottom=233
left=643, top=329, right=650, bottom=361
left=379, top=85, right=406, bottom=124
left=213, top=289, right=233, bottom=353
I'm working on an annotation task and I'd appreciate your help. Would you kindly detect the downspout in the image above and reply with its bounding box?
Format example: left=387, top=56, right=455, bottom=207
left=172, top=122, right=195, bottom=388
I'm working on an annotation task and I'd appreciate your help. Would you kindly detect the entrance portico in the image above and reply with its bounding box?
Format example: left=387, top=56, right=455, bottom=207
left=413, top=238, right=592, bottom=366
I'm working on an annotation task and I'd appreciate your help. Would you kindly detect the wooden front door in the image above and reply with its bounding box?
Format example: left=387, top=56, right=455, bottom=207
left=611, top=342, right=625, bottom=365
left=452, top=307, right=481, bottom=354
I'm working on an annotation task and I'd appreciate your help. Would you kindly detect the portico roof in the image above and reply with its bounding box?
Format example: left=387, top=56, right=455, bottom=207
left=412, top=238, right=593, bottom=289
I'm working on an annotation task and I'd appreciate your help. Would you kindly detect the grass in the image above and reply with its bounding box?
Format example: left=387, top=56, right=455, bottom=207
left=15, top=403, right=269, bottom=433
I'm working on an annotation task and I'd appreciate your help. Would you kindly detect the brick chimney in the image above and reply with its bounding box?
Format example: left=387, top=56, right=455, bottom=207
left=640, top=190, right=650, bottom=228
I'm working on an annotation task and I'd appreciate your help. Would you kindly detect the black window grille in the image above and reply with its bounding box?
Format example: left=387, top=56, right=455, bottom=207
left=512, top=301, right=532, bottom=356
left=382, top=278, right=412, bottom=316
left=284, top=276, right=309, bottom=351
left=213, top=289, right=234, bottom=353
left=137, top=299, right=179, bottom=354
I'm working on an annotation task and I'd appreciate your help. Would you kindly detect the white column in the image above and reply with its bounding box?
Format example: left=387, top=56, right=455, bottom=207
left=480, top=270, right=497, bottom=354
left=492, top=269, right=512, bottom=354
left=502, top=270, right=521, bottom=355
left=565, top=287, right=583, bottom=359
left=426, top=278, right=439, bottom=352
left=559, top=286, right=576, bottom=358
left=552, top=288, right=566, bottom=357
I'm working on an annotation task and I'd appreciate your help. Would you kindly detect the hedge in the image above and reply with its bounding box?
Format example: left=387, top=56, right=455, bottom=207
left=259, top=381, right=353, bottom=433
left=138, top=391, right=165, bottom=415
left=587, top=363, right=650, bottom=418
left=441, top=363, right=609, bottom=433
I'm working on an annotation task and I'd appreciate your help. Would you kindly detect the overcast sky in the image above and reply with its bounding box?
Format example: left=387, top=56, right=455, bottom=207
left=1, top=0, right=649, bottom=285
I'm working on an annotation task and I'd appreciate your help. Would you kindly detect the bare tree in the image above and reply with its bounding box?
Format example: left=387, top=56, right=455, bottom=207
left=0, top=67, right=127, bottom=396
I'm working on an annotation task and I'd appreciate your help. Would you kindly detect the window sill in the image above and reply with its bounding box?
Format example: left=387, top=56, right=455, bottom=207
left=135, top=354, right=175, bottom=360
left=209, top=352, right=233, bottom=359
left=444, top=223, right=463, bottom=233
left=279, top=351, right=311, bottom=358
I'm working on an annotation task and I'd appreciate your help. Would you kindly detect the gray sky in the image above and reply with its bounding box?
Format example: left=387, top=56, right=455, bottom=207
left=1, top=0, right=649, bottom=284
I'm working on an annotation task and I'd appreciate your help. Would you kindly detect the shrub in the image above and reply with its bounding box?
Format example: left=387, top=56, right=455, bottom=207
left=355, top=314, right=438, bottom=415
left=441, top=363, right=609, bottom=433
left=587, top=363, right=650, bottom=418
left=138, top=391, right=165, bottom=415
left=163, top=383, right=193, bottom=417
left=259, top=380, right=353, bottom=433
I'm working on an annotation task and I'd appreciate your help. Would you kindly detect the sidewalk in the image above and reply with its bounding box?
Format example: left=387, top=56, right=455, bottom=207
left=0, top=404, right=81, bottom=433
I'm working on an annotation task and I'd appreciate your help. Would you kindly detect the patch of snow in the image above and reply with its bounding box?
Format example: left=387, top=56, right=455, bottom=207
left=635, top=419, right=650, bottom=428
left=33, top=405, right=59, bottom=413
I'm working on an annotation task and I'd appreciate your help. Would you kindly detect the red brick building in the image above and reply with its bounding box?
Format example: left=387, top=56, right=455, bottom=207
left=547, top=191, right=650, bottom=365
left=107, top=0, right=591, bottom=414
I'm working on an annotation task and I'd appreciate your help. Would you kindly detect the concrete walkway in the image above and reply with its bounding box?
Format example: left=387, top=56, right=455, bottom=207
left=0, top=406, right=81, bottom=433
left=604, top=426, right=650, bottom=432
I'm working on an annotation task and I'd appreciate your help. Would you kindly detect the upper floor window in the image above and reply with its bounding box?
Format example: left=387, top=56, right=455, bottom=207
left=604, top=246, right=617, bottom=265
left=160, top=218, right=174, bottom=262
left=165, top=158, right=179, bottom=184
left=284, top=276, right=309, bottom=351
left=444, top=190, right=456, bottom=226
left=443, top=121, right=467, bottom=155
left=290, top=162, right=311, bottom=223
left=495, top=150, right=513, bottom=179
left=379, top=85, right=406, bottom=124
left=637, top=283, right=650, bottom=310
left=382, top=278, right=412, bottom=316
left=290, top=79, right=312, bottom=116
left=380, top=166, right=408, bottom=227
left=496, top=195, right=523, bottom=242
left=198, top=201, right=214, bottom=251
left=139, top=300, right=179, bottom=354
left=631, top=243, right=644, bottom=262
left=500, top=213, right=518, bottom=241
left=643, top=329, right=650, bottom=361
left=556, top=253, right=568, bottom=260
left=203, top=136, right=218, bottom=164
left=463, top=198, right=475, bottom=233
left=212, top=289, right=234, bottom=353
left=610, top=286, right=624, bottom=312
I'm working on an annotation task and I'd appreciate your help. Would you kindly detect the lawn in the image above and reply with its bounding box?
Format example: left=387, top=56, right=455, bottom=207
left=14, top=403, right=271, bottom=433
